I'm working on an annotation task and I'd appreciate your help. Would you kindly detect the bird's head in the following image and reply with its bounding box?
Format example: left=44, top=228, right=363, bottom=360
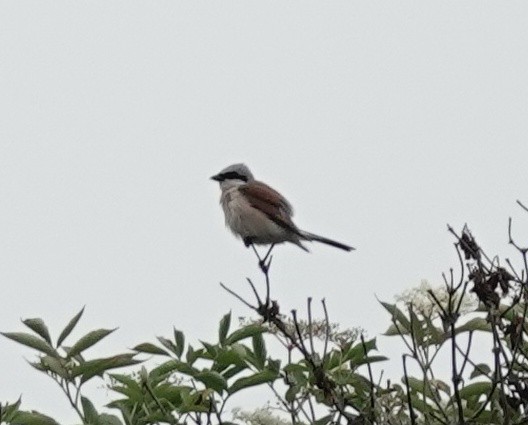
left=211, top=163, right=254, bottom=189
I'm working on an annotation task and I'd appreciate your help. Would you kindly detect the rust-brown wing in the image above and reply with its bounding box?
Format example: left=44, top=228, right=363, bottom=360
left=239, top=181, right=300, bottom=234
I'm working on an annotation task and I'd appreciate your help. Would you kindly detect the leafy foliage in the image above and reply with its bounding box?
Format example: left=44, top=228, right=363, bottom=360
left=2, top=202, right=528, bottom=424
left=1, top=308, right=137, bottom=425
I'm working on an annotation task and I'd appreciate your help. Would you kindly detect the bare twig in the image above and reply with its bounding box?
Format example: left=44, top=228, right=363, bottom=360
left=246, top=278, right=263, bottom=307
left=219, top=282, right=256, bottom=311
left=517, top=199, right=528, bottom=214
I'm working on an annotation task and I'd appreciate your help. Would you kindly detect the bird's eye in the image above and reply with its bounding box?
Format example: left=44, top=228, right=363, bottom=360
left=221, top=171, right=248, bottom=182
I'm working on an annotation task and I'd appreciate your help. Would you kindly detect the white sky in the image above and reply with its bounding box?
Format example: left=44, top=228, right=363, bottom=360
left=1, top=1, right=528, bottom=422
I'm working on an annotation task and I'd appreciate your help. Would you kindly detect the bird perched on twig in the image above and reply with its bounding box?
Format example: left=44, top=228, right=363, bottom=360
left=211, top=163, right=354, bottom=255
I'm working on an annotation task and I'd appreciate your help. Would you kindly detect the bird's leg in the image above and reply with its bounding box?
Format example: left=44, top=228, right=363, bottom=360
left=247, top=243, right=276, bottom=314
left=258, top=244, right=275, bottom=274
left=249, top=243, right=274, bottom=274
left=246, top=237, right=268, bottom=271
left=250, top=244, right=265, bottom=269
left=261, top=244, right=275, bottom=267
left=261, top=245, right=274, bottom=309
left=249, top=243, right=274, bottom=310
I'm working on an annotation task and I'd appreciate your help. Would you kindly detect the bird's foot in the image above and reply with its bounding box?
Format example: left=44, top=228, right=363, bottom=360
left=258, top=244, right=274, bottom=274
left=258, top=258, right=270, bottom=274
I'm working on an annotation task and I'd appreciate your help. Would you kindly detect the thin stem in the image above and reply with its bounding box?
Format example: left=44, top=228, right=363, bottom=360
left=361, top=333, right=376, bottom=423
left=54, top=377, right=84, bottom=422
left=246, top=278, right=263, bottom=307
left=291, top=310, right=309, bottom=359
left=450, top=316, right=464, bottom=423
left=516, top=199, right=528, bottom=214
left=307, top=297, right=315, bottom=356
left=402, top=355, right=416, bottom=425
left=322, top=299, right=330, bottom=361
left=219, top=282, right=256, bottom=311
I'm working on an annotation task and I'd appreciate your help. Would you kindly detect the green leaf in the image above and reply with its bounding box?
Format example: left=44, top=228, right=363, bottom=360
left=225, top=324, right=266, bottom=345
left=12, top=411, right=60, bottom=425
left=81, top=396, right=99, bottom=424
left=314, top=415, right=333, bottom=425
left=110, top=386, right=144, bottom=403
left=469, top=410, right=493, bottom=424
left=22, top=318, right=52, bottom=345
left=285, top=385, right=300, bottom=403
left=41, top=356, right=68, bottom=378
left=150, top=359, right=198, bottom=379
left=57, top=307, right=85, bottom=347
left=408, top=307, right=425, bottom=346
left=228, top=369, right=278, bottom=394
left=28, top=360, right=47, bottom=372
left=288, top=370, right=306, bottom=386
left=333, top=369, right=358, bottom=386
left=455, top=318, right=492, bottom=334
left=110, top=373, right=138, bottom=386
left=252, top=333, right=266, bottom=369
left=97, top=414, right=123, bottom=425
left=157, top=336, right=178, bottom=355
left=200, top=340, right=218, bottom=358
left=71, top=354, right=140, bottom=383
left=132, top=343, right=169, bottom=356
left=423, top=315, right=444, bottom=346
left=380, top=302, right=411, bottom=334
left=346, top=338, right=376, bottom=363
left=109, top=373, right=143, bottom=399
left=68, top=328, right=117, bottom=358
left=152, top=384, right=185, bottom=406
left=219, top=312, right=231, bottom=346
left=195, top=370, right=228, bottom=394
left=1, top=397, right=22, bottom=422
left=353, top=355, right=388, bottom=367
left=406, top=377, right=436, bottom=399
left=173, top=328, right=185, bottom=358
left=215, top=347, right=247, bottom=367
left=1, top=332, right=57, bottom=356
left=457, top=381, right=493, bottom=400
left=179, top=388, right=210, bottom=413
left=470, top=364, right=492, bottom=379
left=324, top=351, right=341, bottom=370
left=409, top=394, right=431, bottom=415
left=222, top=364, right=247, bottom=380
left=268, top=358, right=281, bottom=373
left=186, top=345, right=197, bottom=364
left=383, top=324, right=402, bottom=336
left=284, top=363, right=309, bottom=374
left=435, top=379, right=451, bottom=395
left=435, top=318, right=493, bottom=345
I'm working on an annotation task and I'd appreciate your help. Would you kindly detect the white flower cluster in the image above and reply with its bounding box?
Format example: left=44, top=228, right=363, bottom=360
left=395, top=280, right=477, bottom=319
left=238, top=316, right=362, bottom=347
left=231, top=407, right=302, bottom=425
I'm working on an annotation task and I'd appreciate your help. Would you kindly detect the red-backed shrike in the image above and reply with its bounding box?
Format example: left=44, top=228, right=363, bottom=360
left=211, top=163, right=354, bottom=252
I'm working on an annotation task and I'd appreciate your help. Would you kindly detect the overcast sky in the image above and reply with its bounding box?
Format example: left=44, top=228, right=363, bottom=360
left=1, top=1, right=528, bottom=422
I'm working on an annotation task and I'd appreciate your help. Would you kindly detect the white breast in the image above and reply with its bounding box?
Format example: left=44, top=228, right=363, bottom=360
left=220, top=187, right=290, bottom=245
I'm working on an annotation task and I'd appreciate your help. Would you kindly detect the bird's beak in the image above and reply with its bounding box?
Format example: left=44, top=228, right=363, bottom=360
left=210, top=174, right=222, bottom=182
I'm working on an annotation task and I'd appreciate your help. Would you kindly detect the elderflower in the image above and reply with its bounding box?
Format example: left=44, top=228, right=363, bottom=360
left=238, top=316, right=362, bottom=348
left=395, top=280, right=477, bottom=319
left=232, top=407, right=302, bottom=425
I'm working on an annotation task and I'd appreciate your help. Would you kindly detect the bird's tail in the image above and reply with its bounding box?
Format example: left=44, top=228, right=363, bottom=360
left=301, top=231, right=355, bottom=252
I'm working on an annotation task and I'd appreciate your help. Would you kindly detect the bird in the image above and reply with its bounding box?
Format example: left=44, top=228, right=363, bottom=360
left=211, top=163, right=354, bottom=253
